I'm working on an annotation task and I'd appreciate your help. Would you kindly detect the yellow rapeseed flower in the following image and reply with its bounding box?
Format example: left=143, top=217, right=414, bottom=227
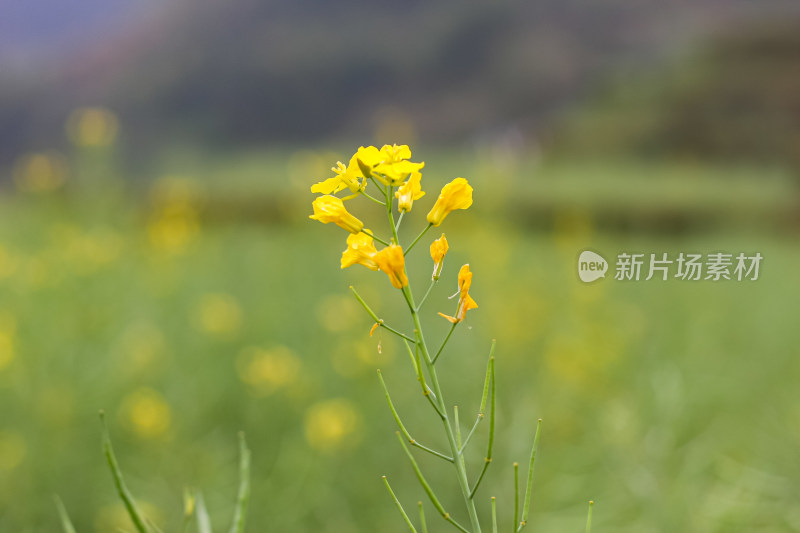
left=372, top=144, right=424, bottom=186
left=439, top=264, right=478, bottom=323
left=341, top=232, right=379, bottom=270
left=311, top=146, right=382, bottom=195
left=430, top=233, right=449, bottom=280
left=310, top=195, right=365, bottom=234
left=374, top=244, right=408, bottom=289
left=395, top=171, right=425, bottom=212
left=426, top=177, right=473, bottom=226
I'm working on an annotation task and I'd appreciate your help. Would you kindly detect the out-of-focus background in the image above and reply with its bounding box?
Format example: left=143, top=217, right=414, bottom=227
left=2, top=1, right=800, bottom=531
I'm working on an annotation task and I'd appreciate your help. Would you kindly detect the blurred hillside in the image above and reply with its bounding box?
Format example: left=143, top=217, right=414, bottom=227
left=554, top=17, right=800, bottom=170
left=2, top=0, right=800, bottom=167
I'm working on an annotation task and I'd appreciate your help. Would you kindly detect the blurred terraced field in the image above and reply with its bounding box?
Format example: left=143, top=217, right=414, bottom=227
left=1, top=146, right=799, bottom=532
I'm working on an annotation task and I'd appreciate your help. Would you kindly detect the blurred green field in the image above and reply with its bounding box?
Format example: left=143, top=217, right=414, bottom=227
left=1, top=146, right=799, bottom=533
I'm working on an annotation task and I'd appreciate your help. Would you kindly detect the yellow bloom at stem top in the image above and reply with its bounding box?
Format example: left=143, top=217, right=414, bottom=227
left=309, top=195, right=364, bottom=234
left=311, top=146, right=383, bottom=195
left=426, top=177, right=473, bottom=226
left=372, top=144, right=424, bottom=186
left=373, top=244, right=408, bottom=289
left=395, top=171, right=425, bottom=212
left=341, top=232, right=379, bottom=270
left=430, top=233, right=448, bottom=280
left=439, top=264, right=478, bottom=323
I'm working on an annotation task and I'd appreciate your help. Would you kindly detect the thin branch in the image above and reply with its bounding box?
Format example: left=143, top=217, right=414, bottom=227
left=419, top=502, right=429, bottom=533
left=432, top=323, right=458, bottom=364
left=382, top=476, right=418, bottom=533
left=517, top=419, right=543, bottom=532
left=404, top=223, right=433, bottom=256
left=378, top=370, right=453, bottom=463
left=470, top=355, right=496, bottom=498
left=586, top=501, right=594, bottom=533
left=350, top=286, right=416, bottom=343
left=396, top=433, right=470, bottom=533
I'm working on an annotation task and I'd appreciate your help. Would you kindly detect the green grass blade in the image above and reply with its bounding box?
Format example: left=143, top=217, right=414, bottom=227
left=227, top=432, right=251, bottom=533
left=99, top=411, right=150, bottom=533
left=195, top=492, right=213, bottom=533
left=53, top=495, right=77, bottom=533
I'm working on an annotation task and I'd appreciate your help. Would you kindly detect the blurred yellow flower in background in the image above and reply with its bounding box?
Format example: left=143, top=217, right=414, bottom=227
left=0, top=313, right=17, bottom=372
left=65, top=107, right=119, bottom=148
left=148, top=177, right=202, bottom=254
left=430, top=233, right=449, bottom=280
left=373, top=244, right=408, bottom=289
left=341, top=232, right=379, bottom=271
left=427, top=177, right=473, bottom=226
left=236, top=346, right=301, bottom=396
left=395, top=171, right=425, bottom=212
left=304, top=398, right=362, bottom=452
left=0, top=431, right=26, bottom=471
left=309, top=195, right=365, bottom=234
left=315, top=293, right=362, bottom=332
left=13, top=152, right=67, bottom=193
left=119, top=388, right=172, bottom=439
left=94, top=501, right=164, bottom=533
left=194, top=293, right=243, bottom=338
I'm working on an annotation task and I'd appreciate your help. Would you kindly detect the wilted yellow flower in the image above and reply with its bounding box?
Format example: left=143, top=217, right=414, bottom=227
left=310, top=195, right=364, bottom=234
left=311, top=146, right=382, bottom=195
left=439, top=264, right=478, bottom=323
left=430, top=233, right=449, bottom=280
left=426, top=177, right=473, bottom=226
left=395, top=171, right=425, bottom=212
left=374, top=244, right=408, bottom=289
left=341, top=232, right=379, bottom=270
left=372, top=144, right=425, bottom=186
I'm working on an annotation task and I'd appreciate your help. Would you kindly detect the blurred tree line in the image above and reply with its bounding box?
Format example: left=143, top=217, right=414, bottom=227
left=1, top=0, right=799, bottom=172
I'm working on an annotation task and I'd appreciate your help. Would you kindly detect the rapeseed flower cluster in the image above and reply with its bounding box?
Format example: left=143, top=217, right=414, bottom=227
left=309, top=144, right=476, bottom=322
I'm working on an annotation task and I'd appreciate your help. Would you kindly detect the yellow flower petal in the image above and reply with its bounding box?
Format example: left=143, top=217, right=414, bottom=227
left=309, top=195, right=364, bottom=234
left=395, top=171, right=425, bottom=212
left=426, top=177, right=473, bottom=226
left=341, top=232, right=379, bottom=270
left=430, top=234, right=448, bottom=280
left=373, top=244, right=408, bottom=289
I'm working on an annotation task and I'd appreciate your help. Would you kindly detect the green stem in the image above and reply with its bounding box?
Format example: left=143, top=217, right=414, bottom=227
left=350, top=286, right=416, bottom=343
left=470, top=356, right=495, bottom=498
left=513, top=463, right=519, bottom=533
left=361, top=229, right=390, bottom=246
left=402, top=282, right=483, bottom=532
left=396, top=210, right=406, bottom=229
left=432, top=322, right=458, bottom=364
left=416, top=279, right=437, bottom=312
left=383, top=476, right=419, bottom=533
left=405, top=223, right=433, bottom=256
left=379, top=370, right=454, bottom=463
left=419, top=502, right=429, bottom=533
left=517, top=419, right=542, bottom=532
left=360, top=189, right=386, bottom=206
left=491, top=497, right=498, bottom=533
left=54, top=495, right=77, bottom=533
left=586, top=501, right=594, bottom=533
